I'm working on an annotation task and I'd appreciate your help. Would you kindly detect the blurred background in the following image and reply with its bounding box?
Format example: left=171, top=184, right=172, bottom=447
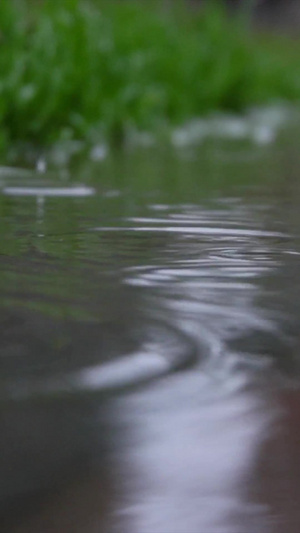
left=1, top=1, right=300, bottom=532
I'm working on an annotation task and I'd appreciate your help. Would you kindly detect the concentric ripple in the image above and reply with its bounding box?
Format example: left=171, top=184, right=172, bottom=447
left=0, top=321, right=198, bottom=404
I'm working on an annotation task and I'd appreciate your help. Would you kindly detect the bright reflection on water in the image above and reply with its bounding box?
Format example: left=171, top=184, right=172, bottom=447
left=1, top=136, right=300, bottom=532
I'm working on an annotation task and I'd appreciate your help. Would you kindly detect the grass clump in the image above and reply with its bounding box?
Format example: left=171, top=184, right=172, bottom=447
left=0, top=0, right=300, bottom=149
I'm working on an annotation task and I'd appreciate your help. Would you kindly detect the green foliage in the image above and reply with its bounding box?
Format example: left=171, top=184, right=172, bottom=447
left=0, top=0, right=299, bottom=148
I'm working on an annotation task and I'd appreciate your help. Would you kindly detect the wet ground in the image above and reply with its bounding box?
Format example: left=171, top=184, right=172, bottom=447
left=1, top=112, right=300, bottom=532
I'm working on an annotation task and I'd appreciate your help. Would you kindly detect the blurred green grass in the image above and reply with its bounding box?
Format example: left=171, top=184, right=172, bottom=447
left=0, top=0, right=299, bottom=149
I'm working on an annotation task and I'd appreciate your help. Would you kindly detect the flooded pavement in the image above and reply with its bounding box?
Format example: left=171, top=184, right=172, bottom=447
left=1, top=119, right=300, bottom=532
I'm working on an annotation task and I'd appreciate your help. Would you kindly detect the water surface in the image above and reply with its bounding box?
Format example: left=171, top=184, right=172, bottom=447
left=1, top=129, right=300, bottom=532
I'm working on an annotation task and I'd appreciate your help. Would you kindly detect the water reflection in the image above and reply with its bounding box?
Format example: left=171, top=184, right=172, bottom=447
left=1, top=140, right=300, bottom=532
left=111, top=377, right=283, bottom=533
left=102, top=199, right=290, bottom=533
